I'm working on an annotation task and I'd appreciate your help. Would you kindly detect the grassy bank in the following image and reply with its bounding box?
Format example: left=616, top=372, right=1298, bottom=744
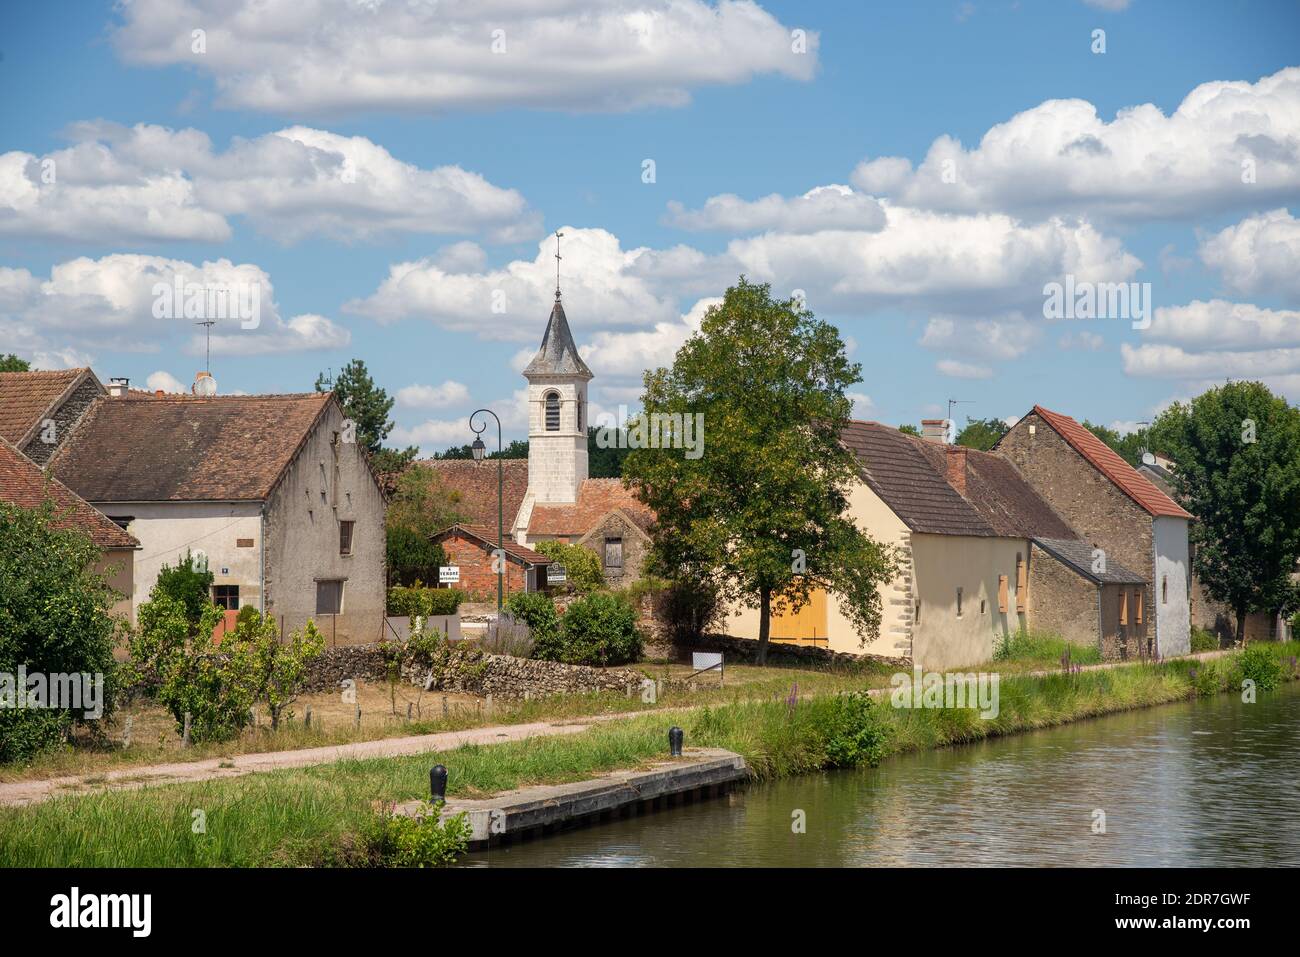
left=1, top=642, right=1295, bottom=867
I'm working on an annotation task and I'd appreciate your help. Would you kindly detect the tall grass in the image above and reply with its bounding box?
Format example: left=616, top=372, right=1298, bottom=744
left=2, top=642, right=1295, bottom=868
left=993, top=629, right=1103, bottom=665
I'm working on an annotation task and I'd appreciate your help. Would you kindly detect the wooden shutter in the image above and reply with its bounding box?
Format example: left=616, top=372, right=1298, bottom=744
left=998, top=575, right=1008, bottom=613
left=1120, top=589, right=1129, bottom=626
left=1135, top=589, right=1143, bottom=625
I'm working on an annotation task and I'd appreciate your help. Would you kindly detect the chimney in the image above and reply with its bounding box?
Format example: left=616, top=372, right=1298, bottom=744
left=108, top=377, right=129, bottom=398
left=946, top=445, right=968, bottom=496
left=155, top=389, right=164, bottom=398
left=921, top=419, right=947, bottom=444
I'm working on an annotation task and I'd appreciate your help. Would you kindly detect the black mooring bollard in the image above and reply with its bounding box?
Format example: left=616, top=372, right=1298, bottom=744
left=668, top=726, right=684, bottom=757
left=430, top=764, right=448, bottom=803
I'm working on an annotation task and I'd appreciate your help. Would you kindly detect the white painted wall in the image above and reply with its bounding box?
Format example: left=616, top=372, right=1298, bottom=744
left=1153, top=515, right=1191, bottom=656
left=95, top=501, right=263, bottom=615
left=526, top=378, right=588, bottom=504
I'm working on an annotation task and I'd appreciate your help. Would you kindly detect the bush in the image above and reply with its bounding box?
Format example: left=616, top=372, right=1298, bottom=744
left=534, top=540, right=604, bottom=593
left=480, top=612, right=536, bottom=658
left=153, top=552, right=216, bottom=625
left=504, top=591, right=559, bottom=645
left=656, top=576, right=723, bottom=644
left=387, top=586, right=464, bottom=618
left=534, top=591, right=642, bottom=666
left=0, top=709, right=73, bottom=765
left=1190, top=626, right=1218, bottom=653
left=362, top=804, right=472, bottom=867
left=1237, top=644, right=1284, bottom=692
left=387, top=526, right=446, bottom=588
left=822, top=691, right=889, bottom=768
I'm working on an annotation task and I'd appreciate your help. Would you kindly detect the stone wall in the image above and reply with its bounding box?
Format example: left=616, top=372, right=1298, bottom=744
left=23, top=374, right=104, bottom=465
left=673, top=633, right=909, bottom=670
left=1028, top=543, right=1099, bottom=649
left=579, top=511, right=649, bottom=587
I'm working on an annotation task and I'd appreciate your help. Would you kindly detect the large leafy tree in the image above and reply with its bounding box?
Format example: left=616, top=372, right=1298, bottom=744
left=623, top=278, right=900, bottom=664
left=316, top=359, right=417, bottom=472
left=434, top=439, right=528, bottom=459
left=954, top=416, right=1008, bottom=451
left=1148, top=381, right=1300, bottom=643
left=385, top=463, right=464, bottom=585
left=1082, top=420, right=1149, bottom=467
left=0, top=354, right=31, bottom=372
left=588, top=426, right=631, bottom=478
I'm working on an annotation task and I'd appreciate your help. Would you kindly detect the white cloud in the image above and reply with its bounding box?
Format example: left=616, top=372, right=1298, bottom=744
left=936, top=358, right=993, bottom=379
left=664, top=185, right=886, bottom=234
left=146, top=370, right=186, bottom=393
left=919, top=314, right=1039, bottom=361
left=111, top=0, right=817, bottom=115
left=1122, top=342, right=1300, bottom=379
left=851, top=67, right=1300, bottom=221
left=397, top=381, right=472, bottom=408
left=1082, top=0, right=1130, bottom=10
left=0, top=122, right=537, bottom=244
left=393, top=388, right=529, bottom=455
left=1144, top=299, right=1300, bottom=349
left=1199, top=208, right=1300, bottom=300
left=847, top=392, right=875, bottom=419
left=1058, top=330, right=1105, bottom=351
left=0, top=253, right=347, bottom=363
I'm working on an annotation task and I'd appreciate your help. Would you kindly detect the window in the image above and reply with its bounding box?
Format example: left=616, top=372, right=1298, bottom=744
left=998, top=575, right=1009, bottom=613
left=956, top=587, right=963, bottom=618
left=577, top=396, right=583, bottom=430
left=316, top=579, right=344, bottom=615
left=212, top=585, right=240, bottom=610
left=545, top=391, right=560, bottom=431
left=980, top=598, right=987, bottom=615
left=914, top=600, right=921, bottom=626
left=339, top=520, right=355, bottom=556
left=1162, top=575, right=1168, bottom=604
left=604, top=537, right=623, bottom=570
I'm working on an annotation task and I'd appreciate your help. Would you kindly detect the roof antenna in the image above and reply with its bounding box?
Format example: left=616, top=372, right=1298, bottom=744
left=554, top=230, right=564, bottom=301
left=196, top=318, right=215, bottom=373
left=946, top=398, right=973, bottom=444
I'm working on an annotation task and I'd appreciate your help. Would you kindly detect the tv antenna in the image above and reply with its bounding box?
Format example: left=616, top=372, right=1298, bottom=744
left=196, top=318, right=215, bottom=373
left=947, top=398, right=973, bottom=440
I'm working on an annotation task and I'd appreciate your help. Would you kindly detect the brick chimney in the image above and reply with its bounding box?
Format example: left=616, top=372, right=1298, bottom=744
left=921, top=419, right=947, bottom=444
left=946, top=445, right=968, bottom=496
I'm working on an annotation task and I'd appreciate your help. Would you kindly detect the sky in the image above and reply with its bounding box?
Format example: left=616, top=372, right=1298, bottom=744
left=2, top=0, right=1298, bottom=453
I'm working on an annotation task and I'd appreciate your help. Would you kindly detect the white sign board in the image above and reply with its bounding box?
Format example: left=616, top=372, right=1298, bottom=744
left=439, top=566, right=460, bottom=585
left=692, top=651, right=723, bottom=672
left=547, top=564, right=567, bottom=584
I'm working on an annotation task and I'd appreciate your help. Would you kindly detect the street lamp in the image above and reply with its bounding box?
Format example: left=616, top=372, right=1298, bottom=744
left=469, top=409, right=504, bottom=615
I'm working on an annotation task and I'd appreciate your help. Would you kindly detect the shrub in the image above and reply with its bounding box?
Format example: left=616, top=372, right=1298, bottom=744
left=504, top=591, right=559, bottom=646
left=534, top=540, right=604, bottom=594
left=362, top=804, right=472, bottom=867
left=1190, top=626, right=1218, bottom=653
left=387, top=586, right=464, bottom=618
left=387, top=526, right=446, bottom=588
left=1237, top=644, right=1283, bottom=692
left=153, top=552, right=216, bottom=626
left=480, top=612, right=536, bottom=658
left=0, top=501, right=122, bottom=762
left=821, top=691, right=889, bottom=768
left=536, top=591, right=642, bottom=666
left=237, top=611, right=325, bottom=729
left=656, top=576, right=723, bottom=644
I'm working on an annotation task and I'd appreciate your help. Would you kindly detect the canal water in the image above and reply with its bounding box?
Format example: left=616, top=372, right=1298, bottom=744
left=468, top=681, right=1300, bottom=867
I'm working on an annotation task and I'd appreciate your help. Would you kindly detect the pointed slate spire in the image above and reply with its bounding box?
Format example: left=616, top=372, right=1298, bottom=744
left=523, top=296, right=593, bottom=379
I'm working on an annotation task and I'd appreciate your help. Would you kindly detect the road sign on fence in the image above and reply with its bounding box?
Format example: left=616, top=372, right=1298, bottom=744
left=439, top=566, right=460, bottom=585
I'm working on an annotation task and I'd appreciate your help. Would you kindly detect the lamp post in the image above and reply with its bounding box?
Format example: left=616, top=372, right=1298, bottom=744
left=469, top=408, right=504, bottom=615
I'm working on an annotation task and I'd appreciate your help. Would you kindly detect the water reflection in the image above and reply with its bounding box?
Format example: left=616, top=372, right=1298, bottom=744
left=469, top=682, right=1300, bottom=867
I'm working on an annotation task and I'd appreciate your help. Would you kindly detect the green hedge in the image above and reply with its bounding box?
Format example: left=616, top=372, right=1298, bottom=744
left=531, top=591, right=642, bottom=666
left=387, top=586, right=465, bottom=618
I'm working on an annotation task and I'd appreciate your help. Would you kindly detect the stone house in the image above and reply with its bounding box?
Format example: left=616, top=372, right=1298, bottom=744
left=49, top=390, right=387, bottom=645
left=0, top=436, right=138, bottom=624
left=994, top=405, right=1192, bottom=657
left=432, top=523, right=551, bottom=595
left=0, top=368, right=105, bottom=466
left=726, top=421, right=1153, bottom=668
left=431, top=289, right=656, bottom=588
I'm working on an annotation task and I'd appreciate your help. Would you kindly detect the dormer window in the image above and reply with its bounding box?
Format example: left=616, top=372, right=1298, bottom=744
left=545, top=391, right=560, bottom=431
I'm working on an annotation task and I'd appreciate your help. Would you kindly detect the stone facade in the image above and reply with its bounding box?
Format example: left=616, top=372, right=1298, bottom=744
left=578, top=510, right=649, bottom=587
left=675, top=632, right=910, bottom=670
left=22, top=374, right=104, bottom=466
left=1100, top=583, right=1152, bottom=659
left=1028, top=542, right=1099, bottom=648
left=525, top=377, right=589, bottom=505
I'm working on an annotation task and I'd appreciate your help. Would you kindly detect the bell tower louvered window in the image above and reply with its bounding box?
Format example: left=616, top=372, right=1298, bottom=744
left=545, top=391, right=560, bottom=431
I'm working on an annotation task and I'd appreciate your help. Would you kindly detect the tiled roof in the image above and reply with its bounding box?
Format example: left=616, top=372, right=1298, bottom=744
left=1034, top=537, right=1148, bottom=585
left=435, top=523, right=550, bottom=565
left=0, top=438, right=137, bottom=548
left=1028, top=405, right=1193, bottom=519
left=422, top=458, right=530, bottom=529
left=0, top=368, right=91, bottom=445
left=50, top=393, right=333, bottom=502
left=522, top=298, right=593, bottom=378
left=912, top=440, right=1077, bottom=539
left=840, top=421, right=994, bottom=536
left=528, top=479, right=655, bottom=537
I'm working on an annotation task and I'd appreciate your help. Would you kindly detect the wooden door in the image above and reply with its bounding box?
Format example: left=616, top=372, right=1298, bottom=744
left=770, top=588, right=828, bottom=644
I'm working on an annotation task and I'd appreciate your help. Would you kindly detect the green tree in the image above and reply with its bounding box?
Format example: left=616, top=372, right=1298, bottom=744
left=0, top=501, right=122, bottom=762
left=153, top=552, right=216, bottom=626
left=0, top=354, right=31, bottom=372
left=534, top=540, right=604, bottom=594
left=954, top=416, right=1008, bottom=451
left=385, top=463, right=464, bottom=585
left=238, top=611, right=325, bottom=729
left=588, top=426, right=631, bottom=477
left=434, top=439, right=528, bottom=460
left=1081, top=420, right=1149, bottom=467
left=1148, top=381, right=1300, bottom=644
left=622, top=277, right=900, bottom=664
left=898, top=424, right=921, bottom=437
left=317, top=359, right=418, bottom=468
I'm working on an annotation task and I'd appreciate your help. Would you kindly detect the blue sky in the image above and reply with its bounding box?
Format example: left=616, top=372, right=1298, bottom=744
left=2, top=0, right=1299, bottom=451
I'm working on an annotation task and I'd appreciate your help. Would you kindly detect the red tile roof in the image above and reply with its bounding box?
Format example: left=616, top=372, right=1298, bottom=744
left=50, top=393, right=334, bottom=502
left=1029, top=405, right=1192, bottom=519
left=0, top=368, right=92, bottom=445
left=421, top=459, right=530, bottom=529
left=435, top=523, right=550, bottom=565
left=528, top=478, right=654, bottom=538
left=0, top=438, right=138, bottom=548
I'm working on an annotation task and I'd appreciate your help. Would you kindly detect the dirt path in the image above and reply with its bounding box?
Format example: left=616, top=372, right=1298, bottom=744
left=0, top=650, right=1231, bottom=808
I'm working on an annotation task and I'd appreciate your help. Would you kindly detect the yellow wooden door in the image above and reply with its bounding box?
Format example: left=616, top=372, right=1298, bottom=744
left=770, top=588, right=828, bottom=644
